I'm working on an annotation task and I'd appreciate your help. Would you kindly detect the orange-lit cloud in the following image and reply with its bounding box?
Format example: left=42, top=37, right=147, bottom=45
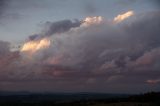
left=114, top=10, right=134, bottom=23
left=21, top=38, right=51, bottom=54
left=82, top=16, right=103, bottom=26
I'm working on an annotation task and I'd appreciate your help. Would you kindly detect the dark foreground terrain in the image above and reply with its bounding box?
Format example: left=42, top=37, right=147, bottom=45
left=0, top=91, right=160, bottom=106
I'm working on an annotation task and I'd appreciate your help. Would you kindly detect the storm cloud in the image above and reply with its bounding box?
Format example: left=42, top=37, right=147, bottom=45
left=29, top=19, right=81, bottom=40
left=0, top=10, right=160, bottom=93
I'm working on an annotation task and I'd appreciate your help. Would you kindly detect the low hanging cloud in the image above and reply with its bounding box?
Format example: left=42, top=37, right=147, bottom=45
left=0, top=10, right=160, bottom=92
left=147, top=79, right=160, bottom=84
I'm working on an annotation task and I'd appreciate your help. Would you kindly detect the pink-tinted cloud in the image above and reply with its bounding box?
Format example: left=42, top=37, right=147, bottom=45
left=0, top=11, right=160, bottom=93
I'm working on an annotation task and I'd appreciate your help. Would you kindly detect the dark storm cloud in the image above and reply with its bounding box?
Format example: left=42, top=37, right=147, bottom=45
left=33, top=11, right=160, bottom=82
left=1, top=11, right=160, bottom=92
left=43, top=11, right=160, bottom=89
left=43, top=20, right=81, bottom=37
left=29, top=19, right=81, bottom=40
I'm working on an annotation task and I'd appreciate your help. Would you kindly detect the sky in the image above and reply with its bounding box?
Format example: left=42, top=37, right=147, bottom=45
left=0, top=0, right=159, bottom=42
left=0, top=0, right=160, bottom=93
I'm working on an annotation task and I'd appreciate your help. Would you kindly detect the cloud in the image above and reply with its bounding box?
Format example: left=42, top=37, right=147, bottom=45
left=0, top=41, right=20, bottom=79
left=114, top=11, right=134, bottom=23
left=1, top=10, right=160, bottom=92
left=147, top=79, right=160, bottom=84
left=43, top=20, right=81, bottom=37
left=29, top=19, right=81, bottom=40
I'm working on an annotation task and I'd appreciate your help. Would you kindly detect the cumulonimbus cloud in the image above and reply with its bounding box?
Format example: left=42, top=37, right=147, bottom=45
left=0, top=10, right=160, bottom=92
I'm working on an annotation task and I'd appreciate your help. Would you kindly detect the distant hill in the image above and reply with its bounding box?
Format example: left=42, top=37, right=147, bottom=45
left=0, top=91, right=159, bottom=106
left=0, top=91, right=129, bottom=102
